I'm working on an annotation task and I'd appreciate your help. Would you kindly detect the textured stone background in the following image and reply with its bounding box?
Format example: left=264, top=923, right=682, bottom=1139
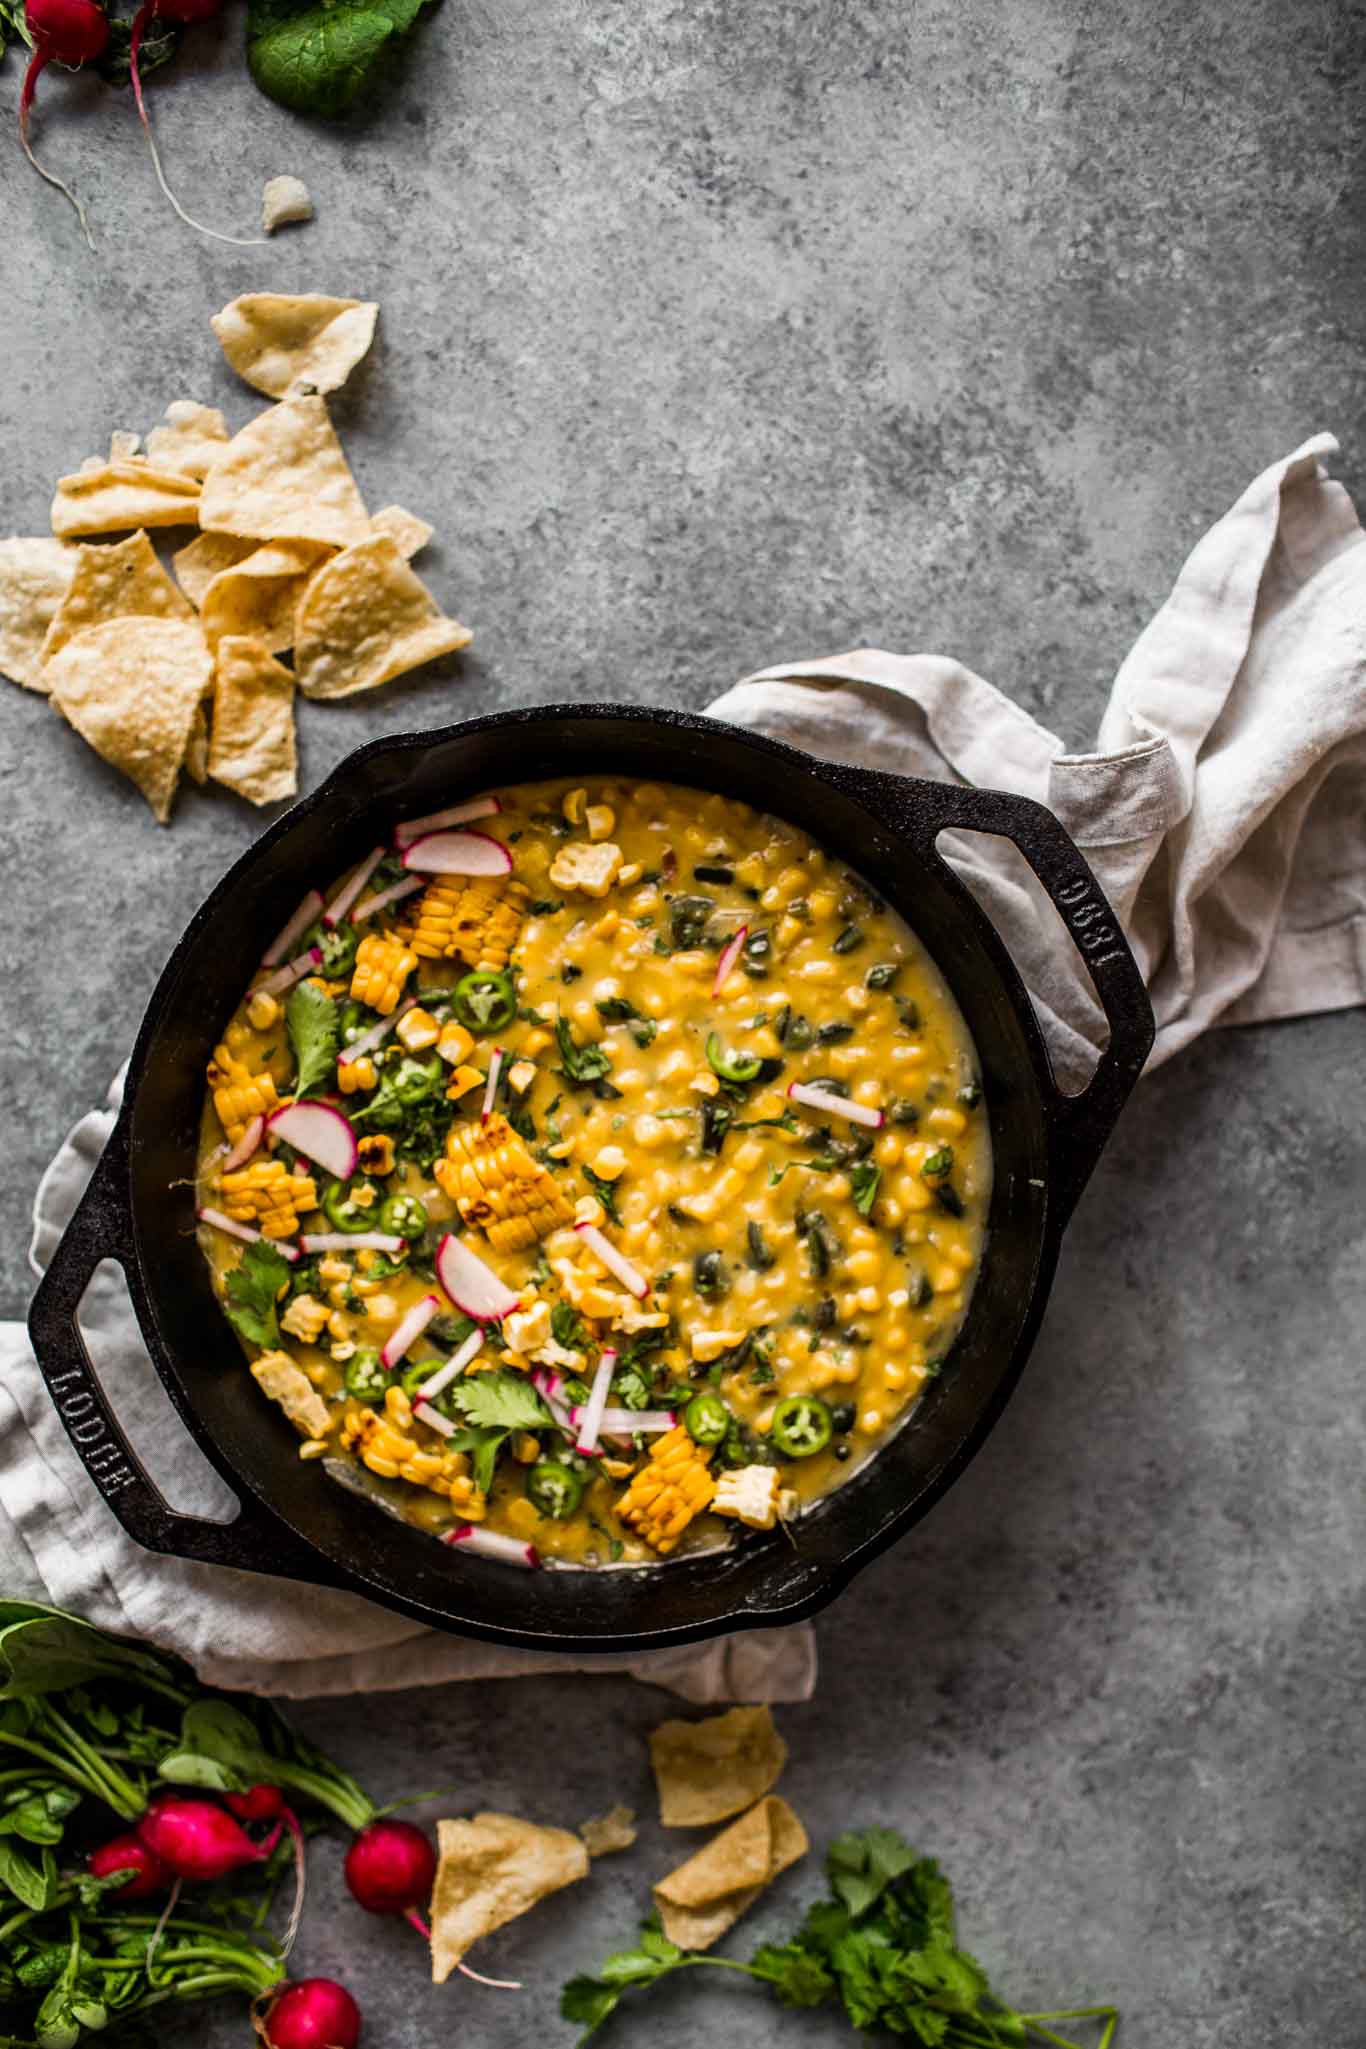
left=3, top=0, right=1365, bottom=2043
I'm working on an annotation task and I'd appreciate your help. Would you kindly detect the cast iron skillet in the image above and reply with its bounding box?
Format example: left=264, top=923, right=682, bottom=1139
left=28, top=706, right=1153, bottom=1653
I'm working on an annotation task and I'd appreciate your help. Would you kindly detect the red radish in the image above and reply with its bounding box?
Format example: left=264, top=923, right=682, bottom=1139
left=267, top=1101, right=359, bottom=1180
left=443, top=1523, right=539, bottom=1569
left=262, top=1978, right=361, bottom=2049
left=323, top=847, right=385, bottom=928
left=481, top=1047, right=503, bottom=1123
left=198, top=1208, right=301, bottom=1260
left=138, top=1793, right=282, bottom=1881
left=574, top=1349, right=617, bottom=1455
left=351, top=876, right=423, bottom=925
left=788, top=1081, right=885, bottom=1129
left=379, top=1293, right=441, bottom=1371
left=531, top=1367, right=573, bottom=1432
left=712, top=924, right=749, bottom=995
left=88, top=1832, right=169, bottom=1900
left=222, top=1114, right=265, bottom=1174
left=299, top=1231, right=404, bottom=1255
left=263, top=890, right=324, bottom=969
left=226, top=1784, right=286, bottom=1824
left=574, top=1221, right=647, bottom=1299
left=412, top=1327, right=483, bottom=1402
left=259, top=946, right=324, bottom=999
left=19, top=0, right=109, bottom=249
left=574, top=1405, right=675, bottom=1434
left=338, top=997, right=416, bottom=1069
left=128, top=0, right=269, bottom=247
left=401, top=829, right=513, bottom=877
left=395, top=795, right=500, bottom=847
left=435, top=1233, right=520, bottom=1320
left=344, top=1818, right=435, bottom=1919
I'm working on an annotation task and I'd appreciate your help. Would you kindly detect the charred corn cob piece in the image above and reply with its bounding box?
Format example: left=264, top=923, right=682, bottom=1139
left=339, top=1406, right=487, bottom=1513
left=219, top=1158, right=318, bottom=1238
left=350, top=932, right=419, bottom=1015
left=433, top=1112, right=574, bottom=1251
left=411, top=876, right=530, bottom=971
left=208, top=1046, right=280, bottom=1146
left=617, top=1425, right=716, bottom=1554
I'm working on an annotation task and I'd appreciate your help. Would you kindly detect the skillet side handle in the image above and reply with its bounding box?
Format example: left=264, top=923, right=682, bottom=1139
left=912, top=783, right=1155, bottom=1227
left=26, top=1118, right=324, bottom=1581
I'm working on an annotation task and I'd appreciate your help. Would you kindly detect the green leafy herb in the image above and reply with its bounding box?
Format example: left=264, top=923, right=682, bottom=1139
left=849, top=1162, right=881, bottom=1217
left=247, top=0, right=438, bottom=118
left=96, top=8, right=179, bottom=84
left=0, top=0, right=32, bottom=57
left=865, top=961, right=901, bottom=990
left=222, top=1241, right=293, bottom=1350
left=444, top=1426, right=511, bottom=1494
left=285, top=981, right=340, bottom=1098
left=921, top=1146, right=954, bottom=1180
left=746, top=1222, right=775, bottom=1271
left=668, top=895, right=715, bottom=949
left=583, top=1166, right=622, bottom=1225
left=596, top=997, right=657, bottom=1047
left=449, top=1370, right=552, bottom=1433
left=832, top=924, right=864, bottom=954
left=530, top=899, right=563, bottom=915
left=551, top=1302, right=587, bottom=1352
left=556, top=1017, right=613, bottom=1089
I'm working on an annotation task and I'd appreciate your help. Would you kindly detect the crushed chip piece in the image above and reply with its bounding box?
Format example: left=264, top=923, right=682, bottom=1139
left=208, top=635, right=297, bottom=806
left=0, top=537, right=77, bottom=692
left=172, top=531, right=257, bottom=609
left=45, top=616, right=213, bottom=825
left=370, top=504, right=433, bottom=559
left=430, top=1813, right=588, bottom=1983
left=210, top=293, right=379, bottom=398
left=41, top=531, right=192, bottom=665
left=198, top=395, right=370, bottom=549
left=261, top=175, right=314, bottom=233
left=184, top=701, right=209, bottom=785
left=201, top=539, right=331, bottom=653
left=51, top=461, right=202, bottom=540
left=293, top=532, right=471, bottom=700
left=653, top=1796, right=808, bottom=1951
left=579, top=1806, right=638, bottom=1859
left=649, top=1705, right=787, bottom=1827
left=145, top=401, right=231, bottom=481
left=108, top=430, right=143, bottom=462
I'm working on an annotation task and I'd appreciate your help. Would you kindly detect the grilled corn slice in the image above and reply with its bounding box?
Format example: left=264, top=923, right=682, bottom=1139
left=433, top=1113, right=573, bottom=1251
left=219, top=1158, right=318, bottom=1238
left=350, top=932, right=419, bottom=1015
left=617, top=1426, right=716, bottom=1554
left=339, top=1407, right=487, bottom=1513
left=208, top=1046, right=280, bottom=1146
left=411, top=876, right=530, bottom=971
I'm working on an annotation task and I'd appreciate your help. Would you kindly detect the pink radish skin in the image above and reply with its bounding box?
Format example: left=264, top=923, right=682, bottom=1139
left=262, top=890, right=324, bottom=969
left=263, top=1979, right=361, bottom=2049
left=137, top=1794, right=281, bottom=1881
left=128, top=0, right=269, bottom=248
left=267, top=1101, right=359, bottom=1181
left=443, top=1523, right=539, bottom=1569
left=88, top=1832, right=169, bottom=1901
left=259, top=946, right=323, bottom=999
left=574, top=1349, right=617, bottom=1455
left=225, top=1784, right=285, bottom=1824
left=395, top=795, right=500, bottom=847
left=435, top=1233, right=520, bottom=1320
left=19, top=0, right=109, bottom=249
left=712, top=925, right=749, bottom=996
left=344, top=1819, right=435, bottom=1918
left=221, top=1114, right=264, bottom=1173
left=401, top=829, right=513, bottom=877
left=379, top=1294, right=441, bottom=1371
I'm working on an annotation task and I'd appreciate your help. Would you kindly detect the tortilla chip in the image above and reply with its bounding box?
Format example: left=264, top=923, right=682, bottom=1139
left=208, top=635, right=297, bottom=806
left=41, top=531, right=193, bottom=666
left=211, top=294, right=379, bottom=399
left=429, top=1813, right=588, bottom=1983
left=649, top=1705, right=788, bottom=1828
left=201, top=540, right=330, bottom=653
left=198, top=395, right=370, bottom=550
left=145, top=401, right=231, bottom=481
left=653, top=1796, right=808, bottom=1951
left=370, top=504, right=433, bottom=559
left=172, top=532, right=257, bottom=609
left=293, top=533, right=471, bottom=700
left=45, top=616, right=213, bottom=825
left=51, top=461, right=201, bottom=540
left=184, top=701, right=209, bottom=785
left=0, top=537, right=77, bottom=692
left=579, top=1806, right=638, bottom=1858
left=108, top=430, right=143, bottom=462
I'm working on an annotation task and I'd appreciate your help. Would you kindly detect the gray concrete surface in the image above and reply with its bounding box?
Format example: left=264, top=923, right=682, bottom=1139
left=3, top=0, right=1365, bottom=2043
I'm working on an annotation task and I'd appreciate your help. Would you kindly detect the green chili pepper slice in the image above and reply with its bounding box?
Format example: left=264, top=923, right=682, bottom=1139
left=393, top=1053, right=445, bottom=1105
left=344, top=1349, right=387, bottom=1403
left=454, top=969, right=516, bottom=1034
left=308, top=921, right=359, bottom=978
left=704, top=1031, right=763, bottom=1084
left=683, top=1392, right=730, bottom=1445
left=380, top=1192, right=429, bottom=1238
left=770, top=1393, right=834, bottom=1459
left=526, top=1460, right=585, bottom=1520
left=323, top=1176, right=382, bottom=1232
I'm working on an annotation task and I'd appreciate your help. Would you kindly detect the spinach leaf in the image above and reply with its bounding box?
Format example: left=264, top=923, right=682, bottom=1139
left=286, top=981, right=340, bottom=1098
left=247, top=0, right=437, bottom=118
left=223, top=1240, right=293, bottom=1350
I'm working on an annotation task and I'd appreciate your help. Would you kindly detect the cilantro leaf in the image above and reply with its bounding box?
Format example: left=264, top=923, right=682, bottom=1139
left=849, top=1161, right=881, bottom=1219
left=286, top=981, right=341, bottom=1099
left=551, top=1301, right=587, bottom=1352
left=223, top=1241, right=293, bottom=1350
left=582, top=1165, right=621, bottom=1224
left=448, top=1370, right=551, bottom=1432
left=555, top=1016, right=613, bottom=1088
left=246, top=0, right=435, bottom=118
left=444, top=1426, right=509, bottom=1494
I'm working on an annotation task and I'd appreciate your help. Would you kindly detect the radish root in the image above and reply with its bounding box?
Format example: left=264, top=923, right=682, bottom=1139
left=19, top=52, right=94, bottom=250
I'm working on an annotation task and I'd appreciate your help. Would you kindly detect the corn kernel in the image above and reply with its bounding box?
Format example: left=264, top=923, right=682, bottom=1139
left=562, top=786, right=588, bottom=825
left=586, top=804, right=615, bottom=842
left=247, top=991, right=279, bottom=1031
left=397, top=1007, right=440, bottom=1052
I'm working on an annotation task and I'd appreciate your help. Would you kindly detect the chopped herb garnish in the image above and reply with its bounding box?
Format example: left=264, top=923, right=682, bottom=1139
left=865, top=961, right=900, bottom=989
left=529, top=898, right=563, bottom=915
left=815, top=1021, right=855, bottom=1045
left=934, top=1182, right=965, bottom=1217
left=894, top=995, right=922, bottom=1031
left=560, top=963, right=584, bottom=984
left=555, top=1016, right=613, bottom=1088
left=746, top=1221, right=776, bottom=1271
left=551, top=1302, right=587, bottom=1351
left=957, top=1082, right=982, bottom=1108
left=582, top=1166, right=622, bottom=1224
left=669, top=895, right=715, bottom=949
left=832, top=924, right=864, bottom=954
left=694, top=864, right=734, bottom=884
left=693, top=1250, right=727, bottom=1297
left=921, top=1146, right=954, bottom=1180
left=890, top=1098, right=921, bottom=1126
left=850, top=1161, right=881, bottom=1216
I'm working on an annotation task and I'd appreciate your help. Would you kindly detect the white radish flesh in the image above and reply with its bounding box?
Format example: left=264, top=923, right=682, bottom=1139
left=574, top=1349, right=617, bottom=1455
left=380, top=1294, right=442, bottom=1371
left=299, top=1231, right=405, bottom=1255
left=481, top=1048, right=503, bottom=1124
left=787, top=1082, right=885, bottom=1130
left=395, top=796, right=500, bottom=847
left=574, top=1222, right=648, bottom=1299
left=573, top=1406, right=676, bottom=1433
left=323, top=847, right=385, bottom=927
left=442, top=1524, right=539, bottom=1568
left=220, top=1115, right=264, bottom=1173
left=413, top=1328, right=484, bottom=1402
left=198, top=1209, right=299, bottom=1260
left=401, top=829, right=512, bottom=877
left=338, top=997, right=417, bottom=1068
left=258, top=946, right=322, bottom=998
left=267, top=1101, right=359, bottom=1180
left=435, top=1234, right=520, bottom=1321
left=351, top=877, right=423, bottom=925
left=262, top=890, right=323, bottom=968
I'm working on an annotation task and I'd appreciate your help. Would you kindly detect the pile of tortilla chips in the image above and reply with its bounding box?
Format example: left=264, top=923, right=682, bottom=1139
left=0, top=295, right=471, bottom=825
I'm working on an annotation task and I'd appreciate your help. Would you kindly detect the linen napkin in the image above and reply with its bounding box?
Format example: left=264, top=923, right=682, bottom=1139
left=1, top=431, right=1361, bottom=1698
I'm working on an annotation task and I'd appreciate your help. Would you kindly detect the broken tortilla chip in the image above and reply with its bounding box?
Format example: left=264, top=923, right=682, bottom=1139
left=649, top=1705, right=788, bottom=1828
left=108, top=430, right=143, bottom=462
left=208, top=636, right=298, bottom=806
left=430, top=1814, right=588, bottom=1984
left=145, top=401, right=231, bottom=481
left=579, top=1806, right=638, bottom=1859
left=172, top=532, right=257, bottom=610
left=0, top=537, right=77, bottom=692
left=51, top=461, right=201, bottom=540
left=201, top=540, right=331, bottom=653
left=370, top=504, right=433, bottom=559
left=184, top=701, right=209, bottom=785
left=653, top=1796, right=808, bottom=1951
left=211, top=294, right=379, bottom=399
left=198, top=395, right=370, bottom=550
left=45, top=616, right=213, bottom=825
left=293, top=533, right=471, bottom=699
left=41, top=531, right=192, bottom=666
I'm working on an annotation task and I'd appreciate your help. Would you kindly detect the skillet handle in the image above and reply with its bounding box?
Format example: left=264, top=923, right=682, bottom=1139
left=909, top=782, right=1155, bottom=1226
left=26, top=1117, right=324, bottom=1581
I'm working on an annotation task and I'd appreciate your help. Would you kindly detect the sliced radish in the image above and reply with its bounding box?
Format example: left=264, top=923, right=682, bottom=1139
left=572, top=1406, right=675, bottom=1434
left=323, top=847, right=385, bottom=928
left=262, top=890, right=324, bottom=969
left=351, top=876, right=424, bottom=925
left=435, top=1234, right=520, bottom=1321
left=481, top=1047, right=503, bottom=1124
left=575, top=1349, right=617, bottom=1455
left=402, top=829, right=513, bottom=877
left=299, top=1231, right=405, bottom=1255
left=531, top=1367, right=573, bottom=1432
left=198, top=1208, right=300, bottom=1261
left=413, top=1401, right=456, bottom=1438
left=267, top=1101, right=359, bottom=1179
left=395, top=795, right=500, bottom=848
left=338, top=997, right=417, bottom=1068
left=221, top=1115, right=264, bottom=1173
left=414, top=1328, right=485, bottom=1402
left=574, top=1222, right=648, bottom=1300
left=258, top=946, right=322, bottom=999
left=712, top=925, right=748, bottom=996
left=787, top=1081, right=885, bottom=1129
left=442, top=1524, right=539, bottom=1568
left=380, top=1294, right=442, bottom=1371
